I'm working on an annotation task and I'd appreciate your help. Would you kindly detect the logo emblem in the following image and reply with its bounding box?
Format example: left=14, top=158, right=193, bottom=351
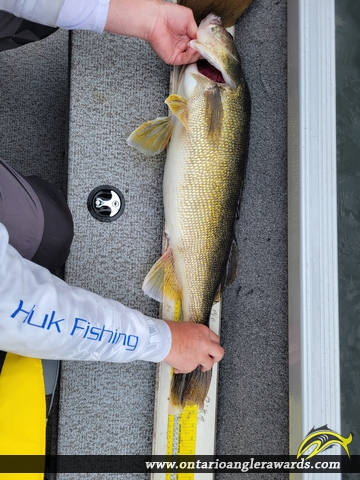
left=297, top=425, right=353, bottom=459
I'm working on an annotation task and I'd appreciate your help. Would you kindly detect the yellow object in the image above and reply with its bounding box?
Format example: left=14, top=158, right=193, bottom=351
left=166, top=404, right=198, bottom=480
left=0, top=353, right=46, bottom=479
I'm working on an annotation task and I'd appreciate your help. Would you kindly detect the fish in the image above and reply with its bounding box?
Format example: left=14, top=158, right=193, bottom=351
left=127, top=13, right=250, bottom=408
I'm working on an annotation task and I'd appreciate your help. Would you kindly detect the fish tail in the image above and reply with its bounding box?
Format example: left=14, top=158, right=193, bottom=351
left=170, top=366, right=212, bottom=409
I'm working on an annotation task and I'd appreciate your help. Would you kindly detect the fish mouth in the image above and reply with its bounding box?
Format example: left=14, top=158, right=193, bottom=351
left=196, top=59, right=225, bottom=84
left=188, top=13, right=240, bottom=89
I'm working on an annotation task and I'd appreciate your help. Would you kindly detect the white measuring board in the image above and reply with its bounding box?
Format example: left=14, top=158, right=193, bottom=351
left=151, top=21, right=235, bottom=480
left=152, top=298, right=221, bottom=480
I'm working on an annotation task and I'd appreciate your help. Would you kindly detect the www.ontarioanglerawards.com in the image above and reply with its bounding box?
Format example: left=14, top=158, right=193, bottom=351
left=145, top=457, right=341, bottom=473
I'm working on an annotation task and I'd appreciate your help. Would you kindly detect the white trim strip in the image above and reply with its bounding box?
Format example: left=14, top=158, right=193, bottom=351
left=288, top=0, right=341, bottom=476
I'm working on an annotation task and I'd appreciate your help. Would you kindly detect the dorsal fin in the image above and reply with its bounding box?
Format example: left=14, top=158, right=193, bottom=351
left=205, top=86, right=223, bottom=140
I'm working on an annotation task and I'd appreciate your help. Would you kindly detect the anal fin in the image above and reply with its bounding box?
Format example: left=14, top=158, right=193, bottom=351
left=142, top=247, right=181, bottom=304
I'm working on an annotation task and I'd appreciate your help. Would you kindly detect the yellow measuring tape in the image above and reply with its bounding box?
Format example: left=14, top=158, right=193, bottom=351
left=0, top=353, right=46, bottom=480
left=166, top=404, right=198, bottom=480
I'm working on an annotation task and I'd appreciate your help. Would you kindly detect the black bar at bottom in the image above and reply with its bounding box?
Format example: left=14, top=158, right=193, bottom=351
left=0, top=455, right=358, bottom=473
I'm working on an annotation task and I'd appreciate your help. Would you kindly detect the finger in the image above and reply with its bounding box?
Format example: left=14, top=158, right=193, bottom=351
left=186, top=19, right=198, bottom=40
left=185, top=48, right=201, bottom=63
left=200, top=355, right=215, bottom=372
left=175, top=47, right=200, bottom=65
left=201, top=344, right=225, bottom=371
left=173, top=366, right=194, bottom=374
left=208, top=329, right=221, bottom=344
left=208, top=343, right=225, bottom=364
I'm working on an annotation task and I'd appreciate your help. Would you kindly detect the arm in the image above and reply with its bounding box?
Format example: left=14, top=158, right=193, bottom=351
left=0, top=0, right=110, bottom=33
left=0, top=223, right=223, bottom=371
left=0, top=223, right=169, bottom=363
left=0, top=0, right=200, bottom=65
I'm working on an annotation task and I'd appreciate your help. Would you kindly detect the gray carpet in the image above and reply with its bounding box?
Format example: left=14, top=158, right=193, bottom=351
left=58, top=29, right=169, bottom=467
left=0, top=0, right=288, bottom=477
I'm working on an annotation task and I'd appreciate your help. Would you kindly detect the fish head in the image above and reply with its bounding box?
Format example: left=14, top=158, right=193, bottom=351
left=188, top=13, right=242, bottom=90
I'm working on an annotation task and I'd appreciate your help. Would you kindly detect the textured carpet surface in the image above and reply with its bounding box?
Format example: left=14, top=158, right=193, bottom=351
left=58, top=31, right=169, bottom=466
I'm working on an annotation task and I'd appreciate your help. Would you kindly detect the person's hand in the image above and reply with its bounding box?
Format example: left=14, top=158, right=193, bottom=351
left=163, top=320, right=224, bottom=374
left=144, top=1, right=201, bottom=65
left=105, top=0, right=201, bottom=65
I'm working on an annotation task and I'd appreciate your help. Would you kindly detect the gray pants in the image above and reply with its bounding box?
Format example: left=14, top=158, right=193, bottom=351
left=0, top=13, right=70, bottom=271
left=0, top=158, right=73, bottom=273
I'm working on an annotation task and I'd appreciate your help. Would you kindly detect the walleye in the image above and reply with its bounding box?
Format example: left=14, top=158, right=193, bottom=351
left=127, top=13, right=250, bottom=408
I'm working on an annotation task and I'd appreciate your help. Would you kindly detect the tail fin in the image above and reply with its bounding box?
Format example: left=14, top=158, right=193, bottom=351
left=170, top=366, right=212, bottom=409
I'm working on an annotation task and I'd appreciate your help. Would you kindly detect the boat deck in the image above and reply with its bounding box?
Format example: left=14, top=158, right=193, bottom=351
left=0, top=0, right=288, bottom=477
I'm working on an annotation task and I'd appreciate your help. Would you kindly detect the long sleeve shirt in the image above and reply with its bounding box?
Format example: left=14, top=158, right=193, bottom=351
left=0, top=0, right=110, bottom=33
left=0, top=222, right=172, bottom=363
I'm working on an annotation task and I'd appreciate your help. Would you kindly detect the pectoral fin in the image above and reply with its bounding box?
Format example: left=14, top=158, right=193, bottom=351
left=165, top=94, right=189, bottom=129
left=127, top=116, right=174, bottom=156
left=143, top=247, right=182, bottom=304
left=205, top=86, right=223, bottom=140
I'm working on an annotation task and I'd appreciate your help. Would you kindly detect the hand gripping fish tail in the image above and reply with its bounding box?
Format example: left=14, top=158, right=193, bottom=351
left=127, top=13, right=250, bottom=409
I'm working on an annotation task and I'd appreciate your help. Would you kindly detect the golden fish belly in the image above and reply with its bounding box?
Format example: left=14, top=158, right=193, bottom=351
left=163, top=78, right=249, bottom=324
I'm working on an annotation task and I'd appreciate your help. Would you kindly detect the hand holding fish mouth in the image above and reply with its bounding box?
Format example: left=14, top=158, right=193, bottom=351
left=105, top=0, right=200, bottom=65
left=145, top=1, right=201, bottom=65
left=163, top=321, right=224, bottom=374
